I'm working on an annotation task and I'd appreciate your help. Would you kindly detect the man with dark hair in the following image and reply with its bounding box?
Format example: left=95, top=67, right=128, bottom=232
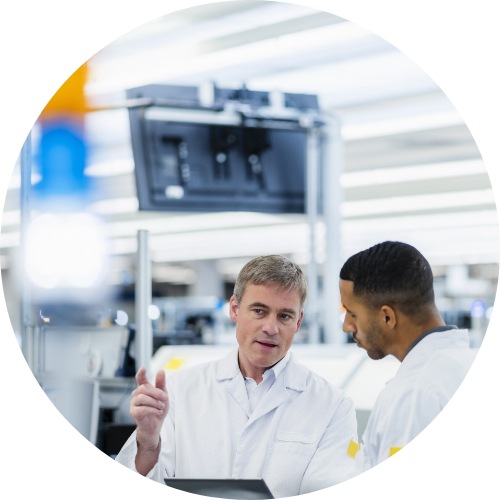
left=116, top=255, right=359, bottom=497
left=339, top=241, right=475, bottom=471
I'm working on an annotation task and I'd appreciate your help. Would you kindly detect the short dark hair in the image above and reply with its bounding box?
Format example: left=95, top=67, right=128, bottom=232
left=340, top=241, right=435, bottom=319
left=233, top=254, right=307, bottom=309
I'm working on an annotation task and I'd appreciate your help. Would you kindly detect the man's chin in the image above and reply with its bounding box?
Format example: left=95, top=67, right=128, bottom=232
left=367, top=350, right=386, bottom=361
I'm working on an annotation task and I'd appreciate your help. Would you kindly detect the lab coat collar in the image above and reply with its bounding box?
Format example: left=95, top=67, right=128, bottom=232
left=400, top=328, right=470, bottom=369
left=247, top=352, right=308, bottom=424
left=405, top=325, right=458, bottom=357
left=282, top=352, right=309, bottom=392
left=216, top=349, right=251, bottom=417
left=267, top=351, right=291, bottom=381
left=215, top=348, right=241, bottom=382
left=215, top=348, right=309, bottom=420
left=215, top=348, right=308, bottom=391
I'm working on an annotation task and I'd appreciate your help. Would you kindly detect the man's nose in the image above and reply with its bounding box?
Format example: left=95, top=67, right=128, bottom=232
left=263, top=317, right=279, bottom=335
left=342, top=315, right=355, bottom=334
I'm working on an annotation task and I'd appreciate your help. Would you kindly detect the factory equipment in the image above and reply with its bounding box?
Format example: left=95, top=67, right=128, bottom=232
left=38, top=325, right=128, bottom=378
left=151, top=295, right=230, bottom=346
left=127, top=83, right=324, bottom=214
left=34, top=324, right=135, bottom=451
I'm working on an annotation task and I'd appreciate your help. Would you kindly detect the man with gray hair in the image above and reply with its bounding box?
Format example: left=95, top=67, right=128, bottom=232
left=116, top=254, right=359, bottom=498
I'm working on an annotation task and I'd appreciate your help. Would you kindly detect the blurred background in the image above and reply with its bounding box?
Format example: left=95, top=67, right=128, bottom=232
left=1, top=1, right=498, bottom=455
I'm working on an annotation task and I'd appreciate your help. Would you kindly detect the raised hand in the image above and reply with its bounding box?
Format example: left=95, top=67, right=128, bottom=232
left=130, top=367, right=169, bottom=452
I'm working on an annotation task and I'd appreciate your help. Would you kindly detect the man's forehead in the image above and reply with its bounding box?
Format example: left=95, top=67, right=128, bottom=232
left=340, top=279, right=359, bottom=308
left=243, top=283, right=301, bottom=304
left=340, top=279, right=355, bottom=295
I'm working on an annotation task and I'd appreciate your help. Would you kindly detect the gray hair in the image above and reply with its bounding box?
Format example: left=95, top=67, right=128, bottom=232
left=233, top=255, right=307, bottom=308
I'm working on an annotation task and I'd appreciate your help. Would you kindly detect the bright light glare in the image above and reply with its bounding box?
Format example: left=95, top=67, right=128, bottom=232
left=486, top=306, right=494, bottom=320
left=148, top=304, right=161, bottom=321
left=115, top=310, right=129, bottom=326
left=25, top=212, right=108, bottom=289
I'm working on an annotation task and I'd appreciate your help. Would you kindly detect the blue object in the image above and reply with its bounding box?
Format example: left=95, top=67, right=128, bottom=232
left=35, top=118, right=90, bottom=199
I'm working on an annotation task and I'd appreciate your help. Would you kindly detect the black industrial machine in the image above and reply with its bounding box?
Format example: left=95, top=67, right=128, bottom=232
left=126, top=83, right=323, bottom=214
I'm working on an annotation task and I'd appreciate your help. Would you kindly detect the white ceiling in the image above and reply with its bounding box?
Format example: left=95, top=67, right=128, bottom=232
left=1, top=1, right=498, bottom=290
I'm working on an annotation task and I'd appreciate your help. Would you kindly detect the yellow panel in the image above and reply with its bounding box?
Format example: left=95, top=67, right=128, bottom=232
left=164, top=357, right=187, bottom=371
left=347, top=439, right=360, bottom=458
left=389, top=446, right=402, bottom=457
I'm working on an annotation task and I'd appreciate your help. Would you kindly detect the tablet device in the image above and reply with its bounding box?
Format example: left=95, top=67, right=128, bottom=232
left=164, top=478, right=274, bottom=499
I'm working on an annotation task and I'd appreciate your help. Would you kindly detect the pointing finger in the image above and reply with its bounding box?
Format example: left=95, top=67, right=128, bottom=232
left=135, top=367, right=149, bottom=387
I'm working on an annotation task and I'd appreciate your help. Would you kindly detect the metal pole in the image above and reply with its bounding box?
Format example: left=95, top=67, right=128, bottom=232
left=20, top=131, right=34, bottom=369
left=306, top=126, right=320, bottom=344
left=322, top=117, right=344, bottom=345
left=135, top=229, right=153, bottom=376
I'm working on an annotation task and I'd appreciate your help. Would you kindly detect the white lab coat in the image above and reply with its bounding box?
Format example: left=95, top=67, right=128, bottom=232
left=116, top=349, right=359, bottom=498
left=356, top=328, right=475, bottom=471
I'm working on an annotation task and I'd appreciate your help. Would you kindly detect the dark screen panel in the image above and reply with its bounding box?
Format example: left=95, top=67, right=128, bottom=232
left=127, top=84, right=319, bottom=214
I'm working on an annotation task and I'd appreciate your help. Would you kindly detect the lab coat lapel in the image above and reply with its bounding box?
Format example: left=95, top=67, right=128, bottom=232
left=225, top=374, right=252, bottom=418
left=216, top=348, right=252, bottom=418
left=247, top=376, right=291, bottom=424
left=248, top=354, right=307, bottom=425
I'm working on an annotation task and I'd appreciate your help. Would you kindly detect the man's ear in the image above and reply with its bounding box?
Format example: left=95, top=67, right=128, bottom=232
left=380, top=305, right=397, bottom=329
left=229, top=295, right=239, bottom=323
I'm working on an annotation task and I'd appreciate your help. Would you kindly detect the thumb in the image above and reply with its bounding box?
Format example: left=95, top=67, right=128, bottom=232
left=155, top=369, right=166, bottom=393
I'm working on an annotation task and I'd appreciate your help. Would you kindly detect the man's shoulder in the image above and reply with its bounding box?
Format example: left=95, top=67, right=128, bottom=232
left=383, top=345, right=474, bottom=403
left=409, top=339, right=475, bottom=379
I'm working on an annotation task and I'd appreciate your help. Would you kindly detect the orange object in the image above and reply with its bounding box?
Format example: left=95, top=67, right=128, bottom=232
left=40, top=62, right=89, bottom=118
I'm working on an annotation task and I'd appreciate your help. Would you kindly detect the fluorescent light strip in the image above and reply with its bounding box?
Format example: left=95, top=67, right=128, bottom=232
left=341, top=223, right=500, bottom=252
left=248, top=51, right=438, bottom=111
left=87, top=21, right=377, bottom=95
left=106, top=211, right=292, bottom=238
left=342, top=189, right=496, bottom=217
left=105, top=218, right=500, bottom=266
left=107, top=223, right=309, bottom=261
left=341, top=109, right=463, bottom=140
left=87, top=184, right=496, bottom=225
left=342, top=209, right=499, bottom=232
left=150, top=223, right=310, bottom=262
left=341, top=159, right=487, bottom=187
left=96, top=3, right=319, bottom=57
